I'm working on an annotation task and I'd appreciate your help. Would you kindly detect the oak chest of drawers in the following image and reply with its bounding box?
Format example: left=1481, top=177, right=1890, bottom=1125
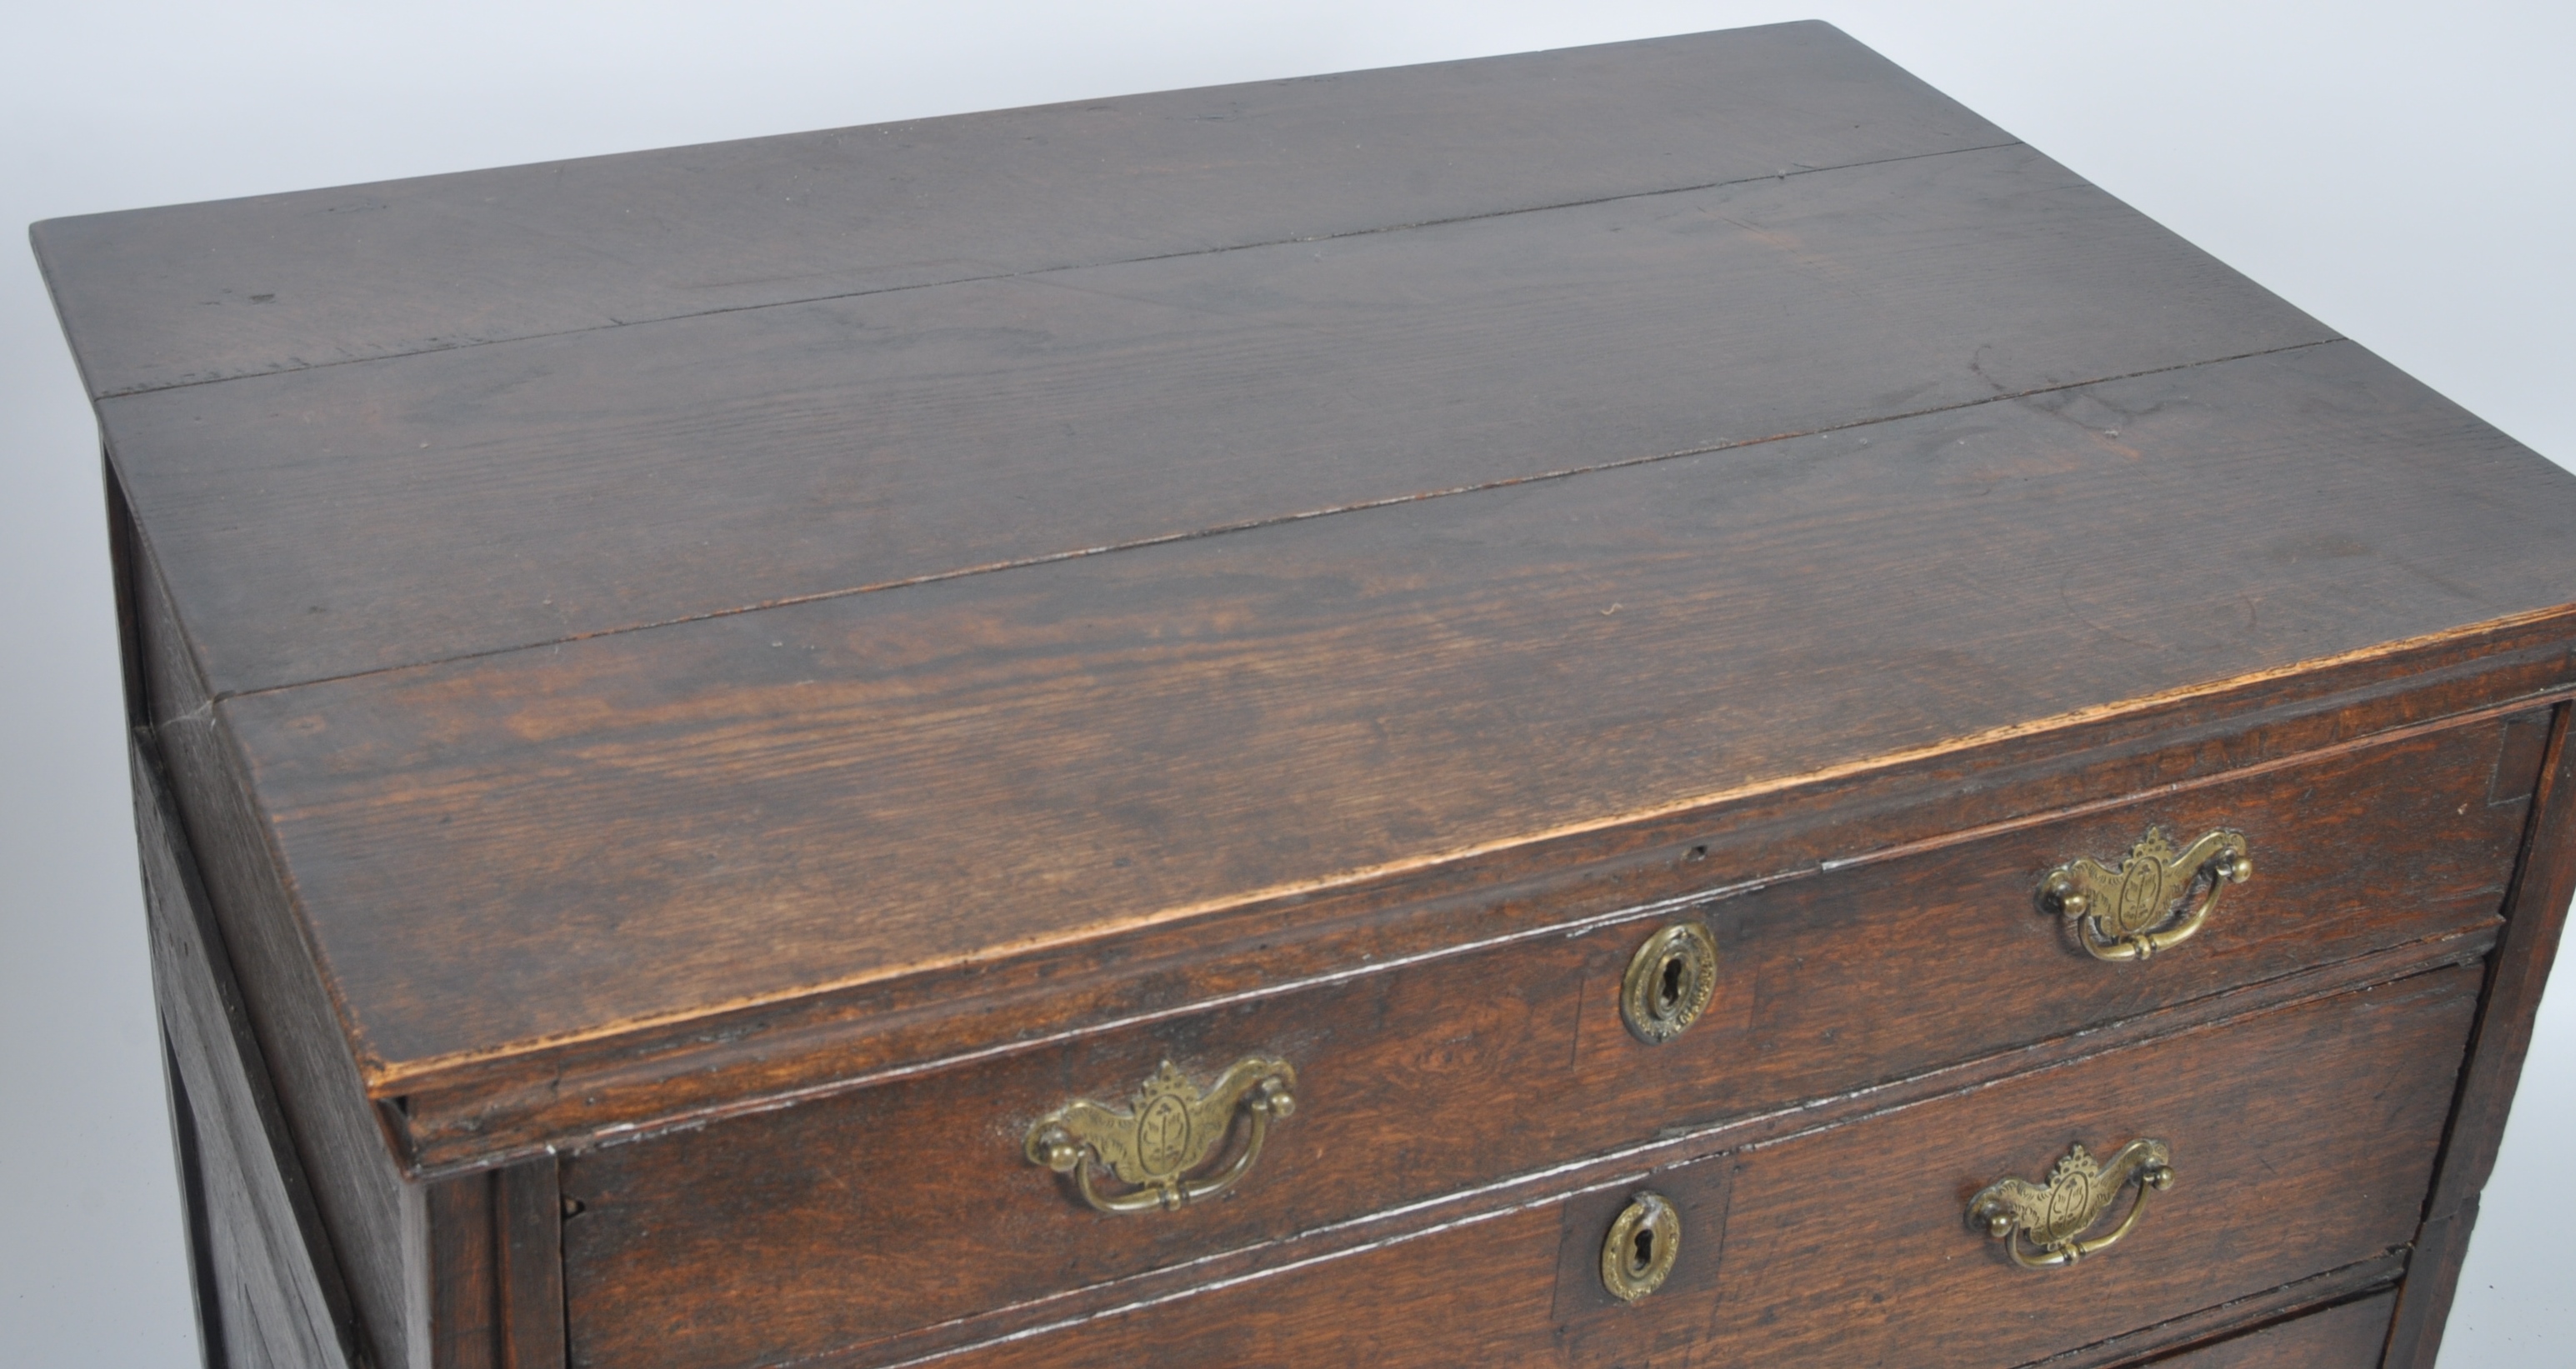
left=36, top=21, right=2576, bottom=1369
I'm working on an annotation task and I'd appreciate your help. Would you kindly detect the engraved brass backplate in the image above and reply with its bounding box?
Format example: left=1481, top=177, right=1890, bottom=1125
left=1968, top=1139, right=2174, bottom=1269
left=2042, top=827, right=2251, bottom=962
left=1601, top=1191, right=1681, bottom=1302
left=1024, top=1057, right=1296, bottom=1214
left=1621, top=922, right=1718, bottom=1044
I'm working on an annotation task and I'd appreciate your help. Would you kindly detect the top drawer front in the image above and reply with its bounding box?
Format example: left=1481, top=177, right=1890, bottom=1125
left=560, top=713, right=2540, bottom=1369
left=1591, top=709, right=2543, bottom=1137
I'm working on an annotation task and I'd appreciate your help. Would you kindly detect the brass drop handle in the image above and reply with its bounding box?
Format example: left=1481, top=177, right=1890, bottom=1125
left=2042, top=827, right=2251, bottom=962
left=1968, top=1139, right=2174, bottom=1269
left=1024, top=1057, right=1296, bottom=1214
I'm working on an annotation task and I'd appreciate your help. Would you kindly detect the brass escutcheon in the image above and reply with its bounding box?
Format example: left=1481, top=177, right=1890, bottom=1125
left=1968, top=1139, right=2174, bottom=1269
left=1621, top=921, right=1718, bottom=1044
left=1024, top=1057, right=1296, bottom=1214
left=2041, top=827, right=2252, bottom=962
left=1600, top=1192, right=1682, bottom=1302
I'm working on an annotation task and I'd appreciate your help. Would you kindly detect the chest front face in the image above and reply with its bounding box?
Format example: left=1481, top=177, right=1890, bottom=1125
left=43, top=21, right=2576, bottom=1369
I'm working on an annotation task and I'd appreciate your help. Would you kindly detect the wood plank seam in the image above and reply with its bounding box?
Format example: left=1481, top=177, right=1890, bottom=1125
left=206, top=335, right=2339, bottom=704
left=84, top=137, right=2030, bottom=405
left=52, top=28, right=2576, bottom=1367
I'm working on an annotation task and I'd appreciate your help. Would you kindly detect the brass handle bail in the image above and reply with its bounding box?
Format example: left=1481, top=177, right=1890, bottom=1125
left=1025, top=1057, right=1297, bottom=1214
left=1968, top=1139, right=2173, bottom=1269
left=2042, top=827, right=2251, bottom=962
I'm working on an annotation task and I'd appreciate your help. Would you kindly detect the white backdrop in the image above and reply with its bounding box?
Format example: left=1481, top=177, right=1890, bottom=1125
left=3, top=3, right=2568, bottom=1363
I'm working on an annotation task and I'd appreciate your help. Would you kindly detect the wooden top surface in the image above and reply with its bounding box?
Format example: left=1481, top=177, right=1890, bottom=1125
left=38, top=23, right=2576, bottom=1098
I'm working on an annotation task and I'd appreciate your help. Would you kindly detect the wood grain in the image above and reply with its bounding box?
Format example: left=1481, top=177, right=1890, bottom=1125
left=1618, top=967, right=2470, bottom=1366
left=138, top=738, right=362, bottom=1369
left=2384, top=704, right=2576, bottom=1367
left=553, top=717, right=2529, bottom=1367
left=58, top=24, right=2576, bottom=1368
left=858, top=967, right=2475, bottom=1369
left=95, top=140, right=2334, bottom=695
left=132, top=528, right=423, bottom=1368
left=2431, top=703, right=2576, bottom=1221
left=423, top=1162, right=566, bottom=1369
left=658, top=932, right=2480, bottom=1369
left=2148, top=1292, right=2397, bottom=1367
left=213, top=342, right=2576, bottom=1090
left=428, top=1177, right=496, bottom=1369
left=2023, top=1262, right=2403, bottom=1369
left=31, top=23, right=2007, bottom=399
left=389, top=630, right=2576, bottom=1172
left=163, top=1057, right=228, bottom=1369
left=496, top=1165, right=566, bottom=1369
left=2381, top=1197, right=2476, bottom=1369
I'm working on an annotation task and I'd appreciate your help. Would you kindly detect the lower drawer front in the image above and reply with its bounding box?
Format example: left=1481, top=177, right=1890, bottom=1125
left=2155, top=1292, right=2397, bottom=1367
left=931, top=962, right=2476, bottom=1369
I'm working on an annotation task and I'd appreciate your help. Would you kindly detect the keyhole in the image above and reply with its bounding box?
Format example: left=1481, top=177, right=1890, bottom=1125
left=1601, top=1192, right=1679, bottom=1302
left=1623, top=923, right=1716, bottom=1046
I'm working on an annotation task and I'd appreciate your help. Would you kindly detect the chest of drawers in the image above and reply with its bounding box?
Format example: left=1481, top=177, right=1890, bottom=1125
left=37, top=21, right=2576, bottom=1369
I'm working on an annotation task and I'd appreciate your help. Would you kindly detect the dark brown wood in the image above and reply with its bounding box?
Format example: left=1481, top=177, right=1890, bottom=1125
left=135, top=737, right=364, bottom=1369
left=426, top=1163, right=566, bottom=1369
left=2145, top=1291, right=2398, bottom=1367
left=554, top=717, right=2528, bottom=1367
left=2430, top=703, right=2576, bottom=1220
left=2381, top=1197, right=2478, bottom=1368
left=91, top=141, right=2335, bottom=697
left=2488, top=711, right=2553, bottom=806
left=131, top=527, right=426, bottom=1368
left=428, top=1176, right=497, bottom=1369
left=1695, top=965, right=2472, bottom=1366
left=2030, top=1267, right=2403, bottom=1369
left=731, top=932, right=2478, bottom=1369
left=2383, top=704, right=2576, bottom=1367
left=31, top=23, right=2006, bottom=402
left=396, top=632, right=2576, bottom=1173
left=839, top=967, right=2473, bottom=1369
left=1545, top=1164, right=1737, bottom=1362
left=200, top=341, right=2576, bottom=1116
left=497, top=1165, right=567, bottom=1369
left=42, top=23, right=2576, bottom=1369
left=56, top=21, right=2576, bottom=1182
